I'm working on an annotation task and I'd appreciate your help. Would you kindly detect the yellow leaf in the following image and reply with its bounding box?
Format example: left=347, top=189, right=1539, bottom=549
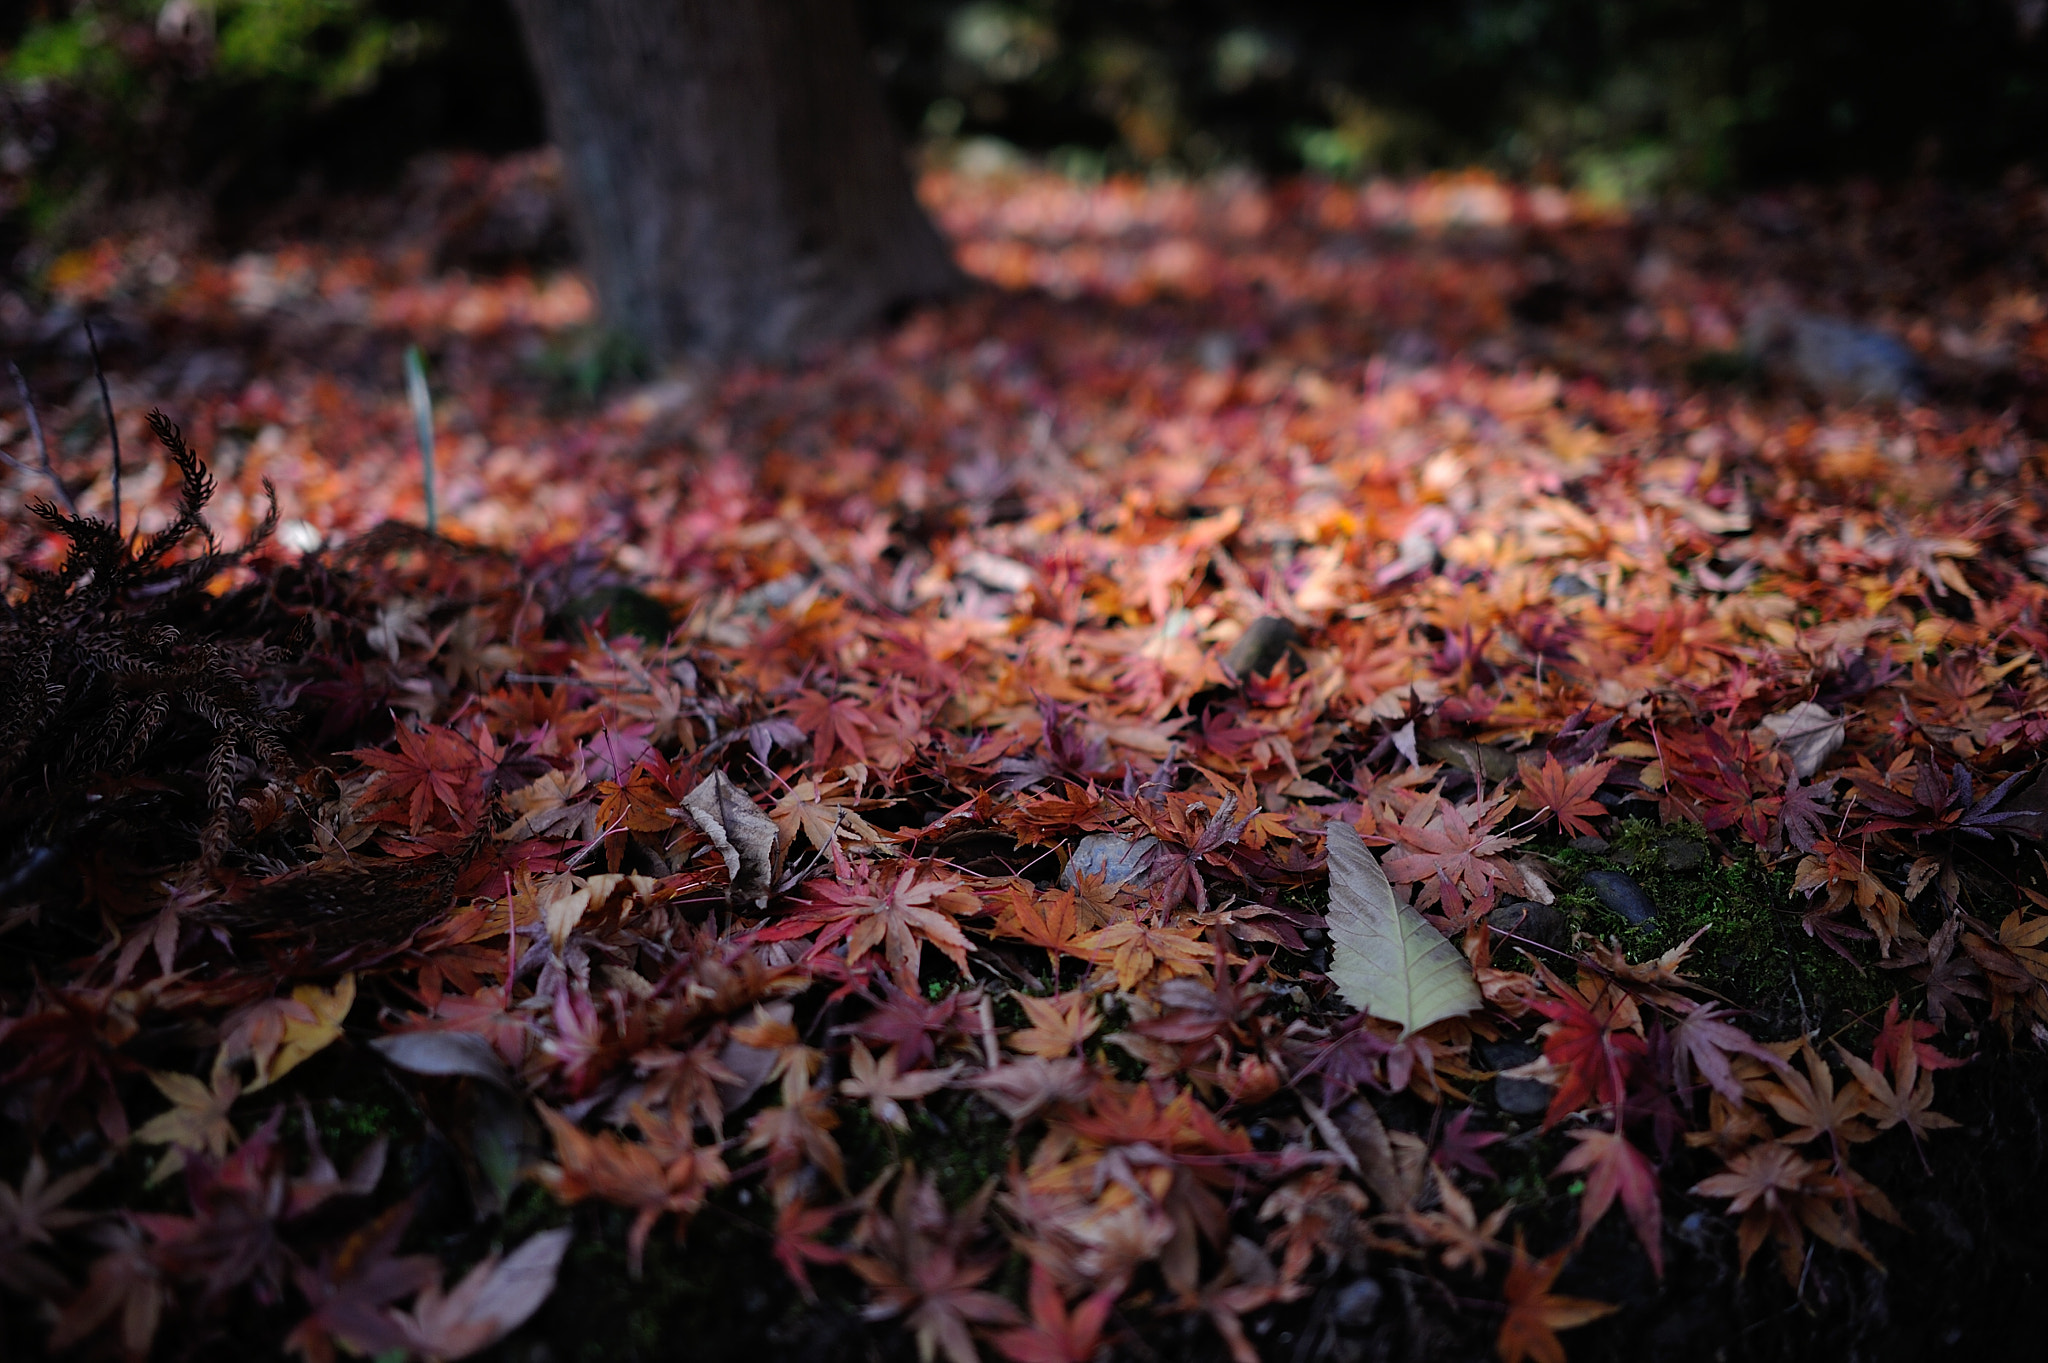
left=539, top=875, right=593, bottom=953
left=253, top=975, right=356, bottom=1090
left=1325, top=822, right=1480, bottom=1036
left=136, top=1065, right=241, bottom=1181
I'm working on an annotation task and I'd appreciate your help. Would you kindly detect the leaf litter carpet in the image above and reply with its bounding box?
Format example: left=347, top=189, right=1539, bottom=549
left=4, top=166, right=2048, bottom=1363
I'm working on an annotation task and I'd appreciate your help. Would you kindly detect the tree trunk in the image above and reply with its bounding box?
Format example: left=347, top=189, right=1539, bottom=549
left=506, top=0, right=959, bottom=362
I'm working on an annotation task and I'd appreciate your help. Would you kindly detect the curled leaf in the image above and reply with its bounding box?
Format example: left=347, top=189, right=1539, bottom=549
left=369, top=1031, right=516, bottom=1090
left=681, top=770, right=781, bottom=907
left=1758, top=702, right=1845, bottom=778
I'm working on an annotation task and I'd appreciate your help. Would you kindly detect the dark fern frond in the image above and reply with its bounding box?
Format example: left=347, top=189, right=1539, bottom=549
left=134, top=410, right=221, bottom=573
left=0, top=408, right=298, bottom=883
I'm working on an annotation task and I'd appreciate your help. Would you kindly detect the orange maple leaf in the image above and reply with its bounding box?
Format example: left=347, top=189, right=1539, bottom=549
left=1690, top=1139, right=1877, bottom=1284
left=989, top=885, right=1096, bottom=959
left=1495, top=1239, right=1616, bottom=1363
left=1007, top=990, right=1101, bottom=1058
left=1072, top=917, right=1211, bottom=991
left=535, top=1105, right=728, bottom=1276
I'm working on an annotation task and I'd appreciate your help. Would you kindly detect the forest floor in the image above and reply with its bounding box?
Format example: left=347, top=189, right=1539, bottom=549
left=3, top=158, right=2048, bottom=1363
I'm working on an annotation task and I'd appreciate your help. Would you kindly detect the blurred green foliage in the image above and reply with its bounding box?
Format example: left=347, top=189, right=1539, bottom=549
left=867, top=0, right=2048, bottom=195
left=3, top=0, right=2046, bottom=256
left=7, top=1, right=414, bottom=98
left=0, top=1, right=542, bottom=251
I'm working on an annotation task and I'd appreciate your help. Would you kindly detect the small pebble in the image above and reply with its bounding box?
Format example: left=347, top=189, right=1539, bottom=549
left=1495, top=1077, right=1551, bottom=1117
left=1660, top=839, right=1706, bottom=871
left=1569, top=833, right=1611, bottom=854
left=1225, top=616, right=1298, bottom=681
left=1330, top=1277, right=1384, bottom=1329
left=1552, top=573, right=1599, bottom=599
left=1487, top=900, right=1569, bottom=952
left=1479, top=1040, right=1552, bottom=1117
left=1582, top=868, right=1657, bottom=925
left=1747, top=311, right=1925, bottom=405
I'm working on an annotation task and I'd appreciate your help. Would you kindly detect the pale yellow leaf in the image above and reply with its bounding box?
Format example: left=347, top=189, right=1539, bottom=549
left=1324, top=821, right=1480, bottom=1036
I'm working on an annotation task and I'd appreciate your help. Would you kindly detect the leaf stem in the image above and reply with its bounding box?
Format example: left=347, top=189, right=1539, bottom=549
left=84, top=319, right=121, bottom=534
left=4, top=361, right=78, bottom=517
left=405, top=344, right=437, bottom=535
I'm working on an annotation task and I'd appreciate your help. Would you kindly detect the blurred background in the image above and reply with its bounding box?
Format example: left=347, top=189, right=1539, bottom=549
left=5, top=0, right=2048, bottom=269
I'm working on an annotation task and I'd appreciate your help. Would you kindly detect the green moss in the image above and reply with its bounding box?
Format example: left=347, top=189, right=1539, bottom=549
left=531, top=327, right=651, bottom=407
left=839, top=1088, right=1018, bottom=1205
left=555, top=585, right=674, bottom=646
left=1550, top=818, right=1895, bottom=1038
left=261, top=1046, right=428, bottom=1182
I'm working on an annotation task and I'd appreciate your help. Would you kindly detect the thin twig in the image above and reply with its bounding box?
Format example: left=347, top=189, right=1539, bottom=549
left=4, top=361, right=78, bottom=516
left=84, top=318, right=121, bottom=534
left=501, top=672, right=653, bottom=694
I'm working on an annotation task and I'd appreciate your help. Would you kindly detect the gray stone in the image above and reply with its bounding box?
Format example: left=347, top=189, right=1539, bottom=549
left=1582, top=868, right=1657, bottom=925
left=1495, top=1076, right=1552, bottom=1118
left=1225, top=616, right=1299, bottom=682
left=1062, top=833, right=1160, bottom=890
left=1552, top=573, right=1599, bottom=599
left=1487, top=900, right=1570, bottom=953
left=1659, top=839, right=1706, bottom=872
left=1479, top=1040, right=1551, bottom=1117
left=1747, top=309, right=1924, bottom=405
left=1330, top=1277, right=1383, bottom=1330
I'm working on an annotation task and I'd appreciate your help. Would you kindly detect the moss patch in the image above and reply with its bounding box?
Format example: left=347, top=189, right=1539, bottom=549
left=838, top=1086, right=1018, bottom=1206
left=1549, top=818, right=1896, bottom=1039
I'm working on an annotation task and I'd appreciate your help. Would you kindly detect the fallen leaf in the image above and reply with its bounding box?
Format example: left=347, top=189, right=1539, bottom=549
left=1324, top=820, right=1481, bottom=1036
left=389, top=1227, right=572, bottom=1360
left=838, top=1040, right=957, bottom=1129
left=252, top=975, right=356, bottom=1090
left=369, top=1031, right=516, bottom=1089
left=1552, top=1128, right=1662, bottom=1276
left=680, top=770, right=781, bottom=907
left=134, top=1065, right=241, bottom=1182
left=1758, top=702, right=1846, bottom=778
left=1496, top=1239, right=1617, bottom=1363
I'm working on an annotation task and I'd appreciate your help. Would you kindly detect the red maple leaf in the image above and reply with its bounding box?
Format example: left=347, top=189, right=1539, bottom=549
left=1552, top=1127, right=1662, bottom=1277
left=1872, top=995, right=1964, bottom=1078
left=1774, top=771, right=1836, bottom=854
left=1516, top=754, right=1613, bottom=839
left=1431, top=1107, right=1506, bottom=1180
left=1657, top=722, right=1776, bottom=846
left=1380, top=792, right=1525, bottom=916
left=784, top=689, right=876, bottom=771
left=1528, top=974, right=1647, bottom=1128
left=1667, top=1002, right=1783, bottom=1104
left=348, top=721, right=488, bottom=833
left=770, top=1199, right=844, bottom=1301
left=993, top=1262, right=1116, bottom=1363
left=842, top=979, right=972, bottom=1070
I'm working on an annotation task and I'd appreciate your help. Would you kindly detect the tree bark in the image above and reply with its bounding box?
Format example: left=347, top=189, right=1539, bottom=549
left=506, top=0, right=959, bottom=362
